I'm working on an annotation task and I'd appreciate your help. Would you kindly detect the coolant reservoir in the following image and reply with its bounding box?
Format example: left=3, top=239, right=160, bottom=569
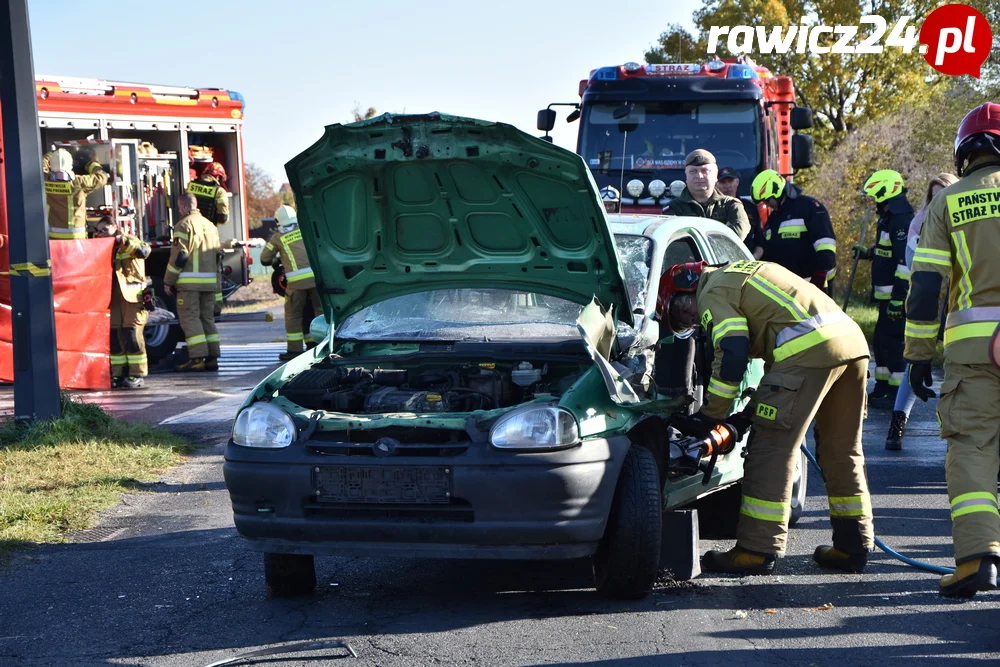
left=511, top=361, right=543, bottom=387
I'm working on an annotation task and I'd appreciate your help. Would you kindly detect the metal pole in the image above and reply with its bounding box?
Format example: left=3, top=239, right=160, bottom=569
left=0, top=0, right=61, bottom=420
left=842, top=206, right=873, bottom=313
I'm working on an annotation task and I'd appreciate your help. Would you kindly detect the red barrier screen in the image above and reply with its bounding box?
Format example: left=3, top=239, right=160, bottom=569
left=0, top=238, right=113, bottom=390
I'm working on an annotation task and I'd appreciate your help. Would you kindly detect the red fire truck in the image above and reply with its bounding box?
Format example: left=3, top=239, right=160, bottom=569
left=538, top=56, right=814, bottom=214
left=0, top=75, right=258, bottom=363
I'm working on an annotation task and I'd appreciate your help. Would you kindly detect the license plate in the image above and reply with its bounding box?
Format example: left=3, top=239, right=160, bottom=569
left=314, top=466, right=451, bottom=504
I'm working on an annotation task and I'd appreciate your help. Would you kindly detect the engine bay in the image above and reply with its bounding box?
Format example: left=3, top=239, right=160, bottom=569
left=279, top=357, right=587, bottom=414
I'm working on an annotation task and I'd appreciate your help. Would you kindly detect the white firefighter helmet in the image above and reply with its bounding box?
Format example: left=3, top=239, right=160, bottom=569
left=48, top=148, right=74, bottom=175
left=274, top=204, right=297, bottom=229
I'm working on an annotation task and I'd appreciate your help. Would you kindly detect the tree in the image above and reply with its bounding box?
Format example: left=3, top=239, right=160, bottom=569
left=351, top=103, right=378, bottom=122
left=244, top=162, right=280, bottom=229
left=684, top=0, right=942, bottom=148
left=645, top=24, right=700, bottom=64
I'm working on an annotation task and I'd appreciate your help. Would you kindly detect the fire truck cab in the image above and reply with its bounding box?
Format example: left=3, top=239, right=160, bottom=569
left=30, top=75, right=259, bottom=363
left=538, top=56, right=814, bottom=215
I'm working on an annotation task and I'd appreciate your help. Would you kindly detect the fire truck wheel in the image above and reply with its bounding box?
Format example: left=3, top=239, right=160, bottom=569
left=593, top=445, right=662, bottom=599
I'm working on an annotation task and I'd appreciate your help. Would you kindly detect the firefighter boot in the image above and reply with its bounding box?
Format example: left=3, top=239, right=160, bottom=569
left=279, top=351, right=299, bottom=362
left=122, top=376, right=145, bottom=389
left=939, top=557, right=999, bottom=598
left=204, top=357, right=219, bottom=372
left=813, top=546, right=868, bottom=573
left=178, top=357, right=206, bottom=372
left=885, top=411, right=907, bottom=451
left=701, top=546, right=776, bottom=575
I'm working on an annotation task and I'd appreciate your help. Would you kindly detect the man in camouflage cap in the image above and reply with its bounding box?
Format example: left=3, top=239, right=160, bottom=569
left=661, top=149, right=750, bottom=241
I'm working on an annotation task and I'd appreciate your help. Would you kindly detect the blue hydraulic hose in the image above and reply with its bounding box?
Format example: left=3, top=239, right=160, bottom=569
left=799, top=444, right=955, bottom=575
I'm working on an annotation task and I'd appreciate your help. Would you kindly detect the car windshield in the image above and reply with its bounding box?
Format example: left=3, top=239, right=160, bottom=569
left=614, top=234, right=653, bottom=315
left=336, top=289, right=585, bottom=341
left=580, top=101, right=761, bottom=173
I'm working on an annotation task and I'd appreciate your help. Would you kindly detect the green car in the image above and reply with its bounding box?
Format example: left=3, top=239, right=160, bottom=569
left=224, top=114, right=804, bottom=600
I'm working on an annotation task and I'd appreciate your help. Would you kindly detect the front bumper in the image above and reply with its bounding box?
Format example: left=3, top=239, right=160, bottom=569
left=223, top=434, right=631, bottom=559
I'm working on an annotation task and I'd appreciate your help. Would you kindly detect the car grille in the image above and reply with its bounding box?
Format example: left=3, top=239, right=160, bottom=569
left=307, top=428, right=471, bottom=457
left=303, top=500, right=474, bottom=523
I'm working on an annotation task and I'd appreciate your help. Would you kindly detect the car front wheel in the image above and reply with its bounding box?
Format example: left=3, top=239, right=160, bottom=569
left=264, top=552, right=316, bottom=598
left=593, top=445, right=662, bottom=599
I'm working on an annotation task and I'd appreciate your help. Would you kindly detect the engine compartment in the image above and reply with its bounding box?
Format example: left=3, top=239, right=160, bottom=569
left=279, top=357, right=588, bottom=414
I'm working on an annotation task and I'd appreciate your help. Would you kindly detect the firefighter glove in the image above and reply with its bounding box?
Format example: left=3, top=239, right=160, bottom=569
left=887, top=300, right=904, bottom=320
left=908, top=361, right=935, bottom=402
left=852, top=244, right=872, bottom=260
left=674, top=412, right=721, bottom=441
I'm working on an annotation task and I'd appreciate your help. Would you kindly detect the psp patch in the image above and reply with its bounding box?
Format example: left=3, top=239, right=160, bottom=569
left=756, top=403, right=778, bottom=420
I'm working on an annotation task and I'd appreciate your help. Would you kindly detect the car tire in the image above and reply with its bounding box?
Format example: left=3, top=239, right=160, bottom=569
left=789, top=449, right=808, bottom=527
left=593, top=446, right=662, bottom=600
left=263, top=552, right=316, bottom=598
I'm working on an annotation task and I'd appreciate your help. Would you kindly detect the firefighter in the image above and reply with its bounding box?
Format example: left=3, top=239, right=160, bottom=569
left=905, top=102, right=1000, bottom=598
left=261, top=204, right=323, bottom=361
left=752, top=169, right=836, bottom=292
left=717, top=166, right=765, bottom=259
left=659, top=260, right=873, bottom=575
left=44, top=147, right=108, bottom=240
left=855, top=169, right=914, bottom=406
left=661, top=150, right=751, bottom=241
left=187, top=161, right=229, bottom=226
left=164, top=193, right=222, bottom=372
left=95, top=216, right=151, bottom=389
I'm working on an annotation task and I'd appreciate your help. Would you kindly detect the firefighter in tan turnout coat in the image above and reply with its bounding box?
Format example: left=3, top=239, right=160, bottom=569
left=261, top=205, right=322, bottom=361
left=905, top=102, right=1000, bottom=598
left=658, top=260, right=874, bottom=575
left=164, top=194, right=222, bottom=372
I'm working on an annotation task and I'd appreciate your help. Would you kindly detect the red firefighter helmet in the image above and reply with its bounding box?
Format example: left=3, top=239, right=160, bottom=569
left=656, top=262, right=707, bottom=334
left=955, top=102, right=1000, bottom=176
left=203, top=161, right=228, bottom=183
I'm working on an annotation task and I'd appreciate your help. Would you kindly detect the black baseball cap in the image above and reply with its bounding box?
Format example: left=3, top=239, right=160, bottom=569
left=718, top=167, right=740, bottom=181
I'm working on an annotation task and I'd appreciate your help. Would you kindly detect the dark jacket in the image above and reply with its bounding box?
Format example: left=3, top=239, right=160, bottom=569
left=761, top=183, right=837, bottom=283
left=740, top=196, right=765, bottom=255
left=871, top=192, right=914, bottom=304
left=662, top=187, right=751, bottom=241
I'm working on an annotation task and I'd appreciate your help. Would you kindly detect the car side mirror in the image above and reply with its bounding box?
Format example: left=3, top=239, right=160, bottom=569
left=792, top=134, right=814, bottom=170
left=566, top=108, right=581, bottom=123
left=790, top=107, right=813, bottom=130
left=537, top=109, right=556, bottom=132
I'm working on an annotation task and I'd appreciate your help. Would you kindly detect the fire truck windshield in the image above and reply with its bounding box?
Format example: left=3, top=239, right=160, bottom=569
left=579, top=101, right=761, bottom=176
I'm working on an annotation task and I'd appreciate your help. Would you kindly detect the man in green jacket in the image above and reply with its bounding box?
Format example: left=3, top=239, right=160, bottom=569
left=661, top=149, right=750, bottom=241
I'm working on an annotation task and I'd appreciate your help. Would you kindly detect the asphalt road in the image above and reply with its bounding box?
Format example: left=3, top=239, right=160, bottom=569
left=1, top=330, right=998, bottom=665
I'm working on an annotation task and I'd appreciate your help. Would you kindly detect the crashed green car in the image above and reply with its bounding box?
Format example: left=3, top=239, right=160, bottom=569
left=223, top=114, right=786, bottom=600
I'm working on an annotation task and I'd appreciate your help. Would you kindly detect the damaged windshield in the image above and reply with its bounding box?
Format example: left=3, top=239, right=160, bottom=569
left=614, top=234, right=653, bottom=314
left=336, top=289, right=585, bottom=341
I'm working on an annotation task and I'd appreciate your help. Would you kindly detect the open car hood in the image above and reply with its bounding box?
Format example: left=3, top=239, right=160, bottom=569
left=284, top=113, right=632, bottom=325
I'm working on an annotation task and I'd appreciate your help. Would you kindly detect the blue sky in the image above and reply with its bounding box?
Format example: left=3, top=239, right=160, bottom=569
left=27, top=0, right=700, bottom=185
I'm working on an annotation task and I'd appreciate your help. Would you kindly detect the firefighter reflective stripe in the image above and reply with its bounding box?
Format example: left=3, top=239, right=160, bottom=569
left=708, top=377, right=740, bottom=400
left=186, top=334, right=207, bottom=346
left=950, top=492, right=999, bottom=520
left=952, top=231, right=973, bottom=311
left=110, top=354, right=127, bottom=366
left=120, top=283, right=144, bottom=299
left=127, top=353, right=147, bottom=365
left=712, top=317, right=749, bottom=346
left=778, top=218, right=807, bottom=234
left=287, top=332, right=305, bottom=342
left=166, top=265, right=181, bottom=275
left=285, top=267, right=315, bottom=283
left=905, top=321, right=940, bottom=339
left=772, top=311, right=853, bottom=362
left=215, top=292, right=223, bottom=302
left=877, top=231, right=892, bottom=246
left=889, top=372, right=904, bottom=387
left=946, top=307, right=1000, bottom=327
left=175, top=231, right=189, bottom=242
left=875, top=366, right=889, bottom=382
left=829, top=494, right=870, bottom=517
left=740, top=495, right=788, bottom=522
left=945, top=322, right=1000, bottom=346
left=826, top=267, right=837, bottom=280
left=177, top=271, right=217, bottom=285
left=206, top=334, right=220, bottom=343
left=48, top=227, right=87, bottom=239
left=895, top=264, right=911, bottom=281
left=913, top=247, right=951, bottom=267
left=813, top=236, right=836, bottom=253
left=748, top=275, right=809, bottom=320
left=874, top=285, right=893, bottom=300
left=264, top=241, right=274, bottom=251
left=774, top=311, right=851, bottom=348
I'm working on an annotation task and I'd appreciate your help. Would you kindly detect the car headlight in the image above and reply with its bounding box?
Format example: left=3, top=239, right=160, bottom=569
left=490, top=406, right=579, bottom=451
left=648, top=179, right=667, bottom=198
left=232, top=402, right=296, bottom=448
left=626, top=179, right=645, bottom=198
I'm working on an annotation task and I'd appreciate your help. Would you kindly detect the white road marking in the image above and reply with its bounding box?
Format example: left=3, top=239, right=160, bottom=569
left=158, top=393, right=247, bottom=425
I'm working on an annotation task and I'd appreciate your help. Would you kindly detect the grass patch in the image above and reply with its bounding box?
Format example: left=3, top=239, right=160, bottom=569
left=224, top=299, right=283, bottom=314
left=224, top=278, right=283, bottom=314
left=847, top=303, right=945, bottom=367
left=0, top=398, right=190, bottom=561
